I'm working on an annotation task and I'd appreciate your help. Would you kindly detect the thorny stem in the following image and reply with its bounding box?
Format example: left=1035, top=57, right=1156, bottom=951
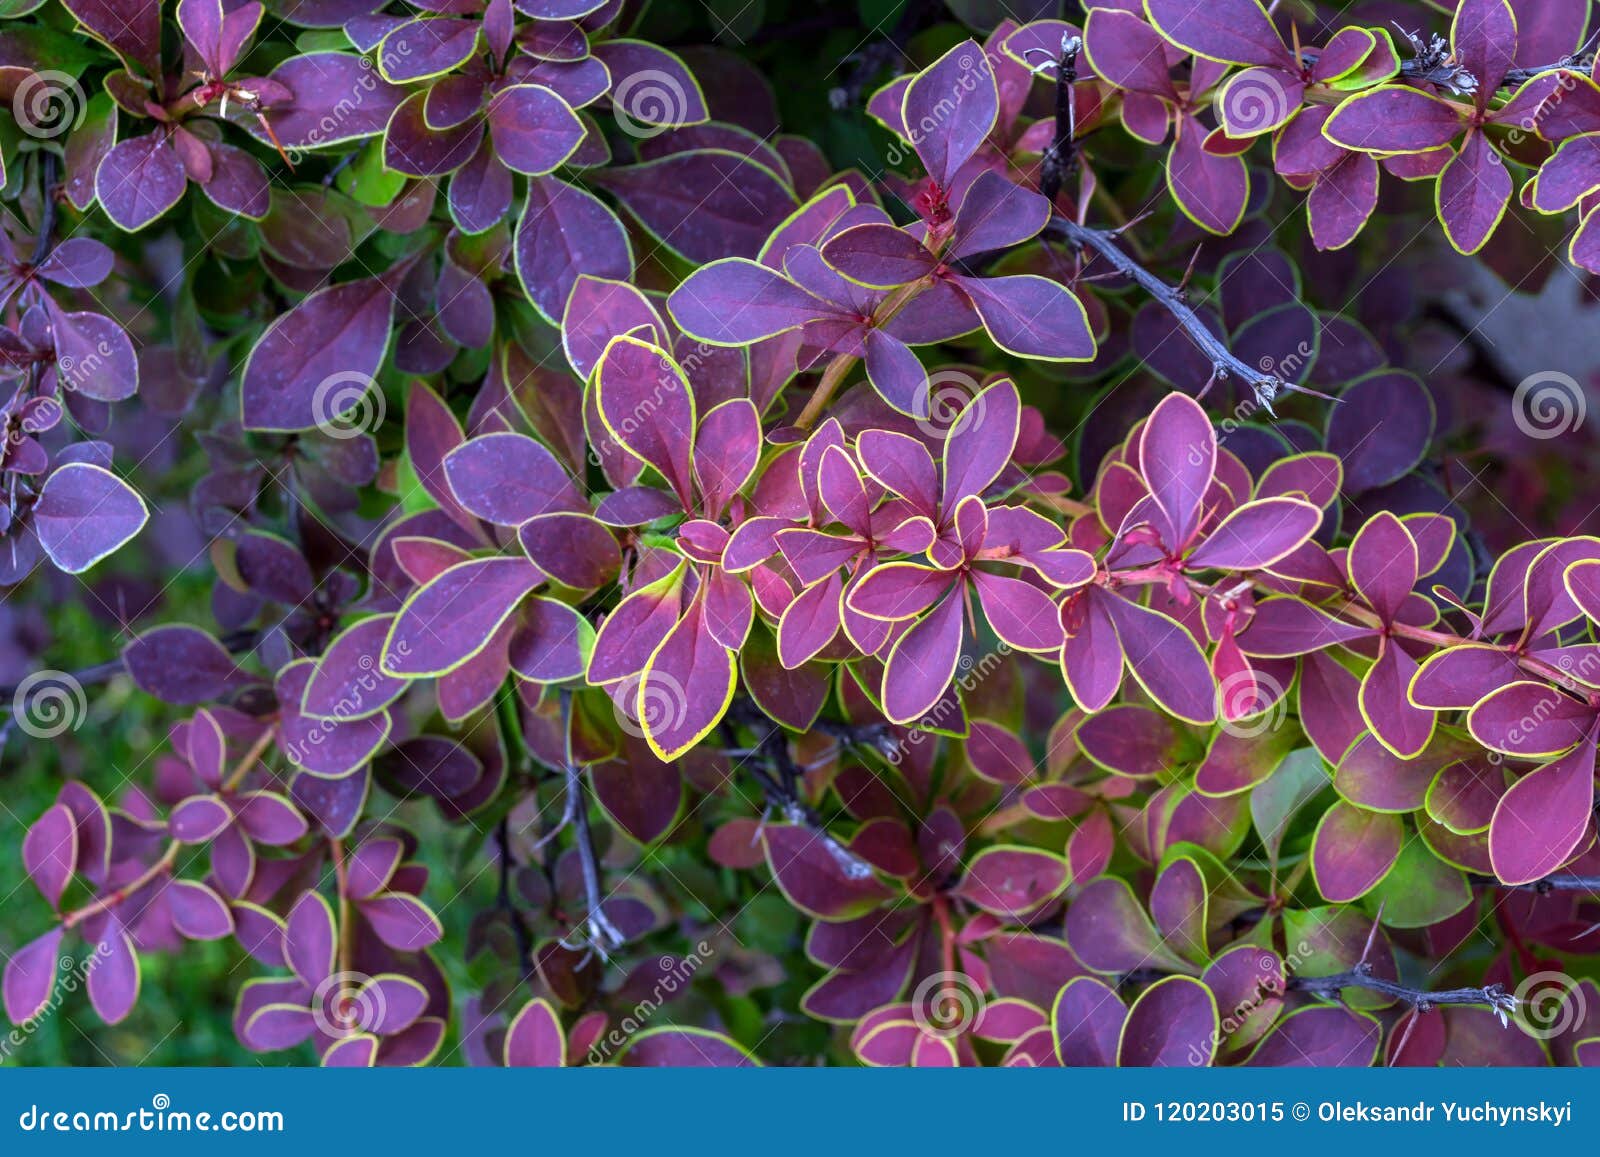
left=1045, top=216, right=1309, bottom=412
left=1287, top=962, right=1516, bottom=1015
left=62, top=841, right=181, bottom=930
left=558, top=690, right=623, bottom=956
left=1468, top=874, right=1600, bottom=894
left=725, top=700, right=876, bottom=879
left=1037, top=37, right=1080, bottom=205
left=1119, top=962, right=1516, bottom=1016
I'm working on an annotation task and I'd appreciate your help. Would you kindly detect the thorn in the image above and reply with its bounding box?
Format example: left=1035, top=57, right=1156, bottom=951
left=1357, top=901, right=1386, bottom=966
left=1109, top=208, right=1156, bottom=238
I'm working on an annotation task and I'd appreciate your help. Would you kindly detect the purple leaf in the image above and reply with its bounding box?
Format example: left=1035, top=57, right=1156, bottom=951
left=168, top=879, right=236, bottom=940
left=357, top=893, right=443, bottom=951
left=4, top=929, right=65, bottom=1024
left=954, top=274, right=1095, bottom=361
left=1167, top=118, right=1250, bottom=234
left=384, top=558, right=542, bottom=677
left=617, top=1027, right=758, bottom=1067
left=1103, top=594, right=1218, bottom=725
left=593, top=335, right=697, bottom=508
left=514, top=176, right=633, bottom=323
left=1083, top=8, right=1179, bottom=101
left=34, top=463, right=148, bottom=574
left=1324, top=86, right=1466, bottom=152
left=487, top=84, right=583, bottom=175
left=592, top=39, right=709, bottom=129
left=504, top=997, right=567, bottom=1066
left=87, top=921, right=140, bottom=1024
left=902, top=39, right=997, bottom=188
left=94, top=134, right=185, bottom=231
left=818, top=223, right=937, bottom=288
left=518, top=513, right=621, bottom=590
left=1117, top=976, right=1218, bottom=1066
left=1187, top=497, right=1321, bottom=570
left=1245, top=1006, right=1381, bottom=1066
left=377, top=17, right=480, bottom=83
left=123, top=625, right=249, bottom=704
left=668, top=257, right=829, bottom=345
left=1452, top=0, right=1518, bottom=98
left=23, top=804, right=76, bottom=908
left=593, top=150, right=798, bottom=264
left=302, top=616, right=409, bottom=721
left=1468, top=680, right=1593, bottom=757
left=1053, top=977, right=1126, bottom=1066
left=1347, top=511, right=1417, bottom=623
left=1437, top=130, right=1512, bottom=254
left=444, top=432, right=585, bottom=525
left=1311, top=801, right=1403, bottom=901
left=881, top=590, right=964, bottom=723
left=1144, top=0, right=1294, bottom=68
left=240, top=274, right=398, bottom=432
left=955, top=846, right=1069, bottom=918
left=638, top=597, right=735, bottom=760
left=1488, top=723, right=1600, bottom=884
left=254, top=53, right=404, bottom=150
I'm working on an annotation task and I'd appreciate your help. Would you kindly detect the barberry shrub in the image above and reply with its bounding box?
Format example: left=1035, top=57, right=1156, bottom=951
left=4, top=0, right=1600, bottom=1068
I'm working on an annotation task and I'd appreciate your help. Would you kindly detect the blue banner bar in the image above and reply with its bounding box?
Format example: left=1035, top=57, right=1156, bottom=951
left=0, top=1068, right=1592, bottom=1154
